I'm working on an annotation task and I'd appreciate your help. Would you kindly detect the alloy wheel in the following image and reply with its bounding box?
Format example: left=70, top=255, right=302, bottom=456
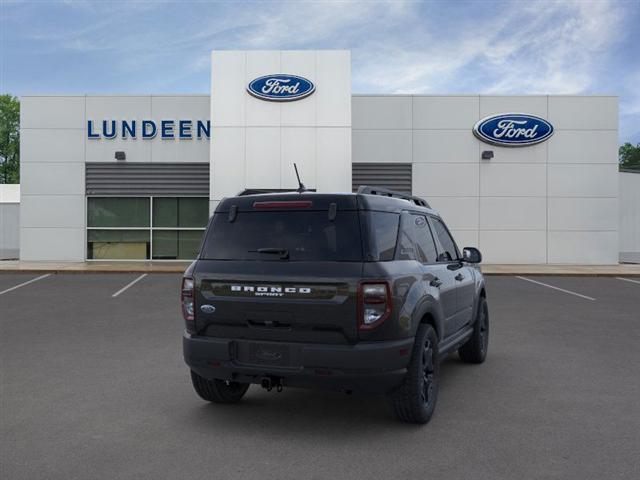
left=421, top=338, right=435, bottom=407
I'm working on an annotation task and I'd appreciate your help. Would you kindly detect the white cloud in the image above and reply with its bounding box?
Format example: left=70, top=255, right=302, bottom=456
left=482, top=0, right=623, bottom=94
left=16, top=0, right=632, bottom=94
left=351, top=0, right=627, bottom=95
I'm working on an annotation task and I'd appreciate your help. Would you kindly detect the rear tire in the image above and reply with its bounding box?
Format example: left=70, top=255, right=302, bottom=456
left=458, top=297, right=489, bottom=364
left=389, top=324, right=439, bottom=424
left=190, top=370, right=250, bottom=403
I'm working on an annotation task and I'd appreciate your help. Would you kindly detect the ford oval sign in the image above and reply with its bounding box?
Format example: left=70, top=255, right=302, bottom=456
left=473, top=113, right=554, bottom=147
left=247, top=74, right=315, bottom=102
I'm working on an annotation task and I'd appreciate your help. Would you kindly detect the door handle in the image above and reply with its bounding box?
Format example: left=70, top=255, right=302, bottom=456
left=429, top=277, right=442, bottom=288
left=455, top=273, right=465, bottom=281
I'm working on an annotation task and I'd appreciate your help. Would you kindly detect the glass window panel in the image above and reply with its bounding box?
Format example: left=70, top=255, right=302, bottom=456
left=152, top=230, right=204, bottom=260
left=152, top=230, right=178, bottom=259
left=177, top=198, right=209, bottom=228
left=153, top=198, right=178, bottom=228
left=178, top=230, right=204, bottom=259
left=88, top=198, right=150, bottom=228
left=87, top=230, right=149, bottom=259
left=152, top=197, right=209, bottom=228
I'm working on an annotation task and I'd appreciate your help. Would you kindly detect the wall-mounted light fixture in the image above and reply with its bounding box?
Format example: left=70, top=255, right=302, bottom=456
left=481, top=150, right=494, bottom=160
left=115, top=151, right=126, bottom=161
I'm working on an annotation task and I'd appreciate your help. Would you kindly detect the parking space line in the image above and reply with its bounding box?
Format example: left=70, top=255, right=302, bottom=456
left=515, top=276, right=596, bottom=301
left=0, top=274, right=51, bottom=296
left=112, top=274, right=148, bottom=298
left=616, top=277, right=640, bottom=285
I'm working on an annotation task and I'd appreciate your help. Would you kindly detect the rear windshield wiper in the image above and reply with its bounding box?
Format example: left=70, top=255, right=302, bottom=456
left=249, top=247, right=290, bottom=260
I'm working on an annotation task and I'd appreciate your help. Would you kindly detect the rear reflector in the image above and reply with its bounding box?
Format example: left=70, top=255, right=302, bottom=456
left=253, top=200, right=313, bottom=209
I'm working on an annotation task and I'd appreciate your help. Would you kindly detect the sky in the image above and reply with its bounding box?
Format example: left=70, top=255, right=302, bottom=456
left=1, top=0, right=639, bottom=144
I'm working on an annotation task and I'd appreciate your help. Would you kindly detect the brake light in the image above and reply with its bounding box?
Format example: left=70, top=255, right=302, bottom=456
left=358, top=281, right=392, bottom=330
left=253, top=200, right=312, bottom=209
left=181, top=277, right=195, bottom=332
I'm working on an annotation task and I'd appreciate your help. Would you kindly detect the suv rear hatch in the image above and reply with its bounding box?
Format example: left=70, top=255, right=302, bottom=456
left=193, top=194, right=364, bottom=344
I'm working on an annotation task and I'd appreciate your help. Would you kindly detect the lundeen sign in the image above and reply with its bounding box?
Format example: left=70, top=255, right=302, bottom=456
left=473, top=113, right=553, bottom=146
left=87, top=119, right=210, bottom=140
left=247, top=74, right=315, bottom=101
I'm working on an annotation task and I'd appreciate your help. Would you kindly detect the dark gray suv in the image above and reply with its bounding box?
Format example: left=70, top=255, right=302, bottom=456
left=182, top=187, right=488, bottom=424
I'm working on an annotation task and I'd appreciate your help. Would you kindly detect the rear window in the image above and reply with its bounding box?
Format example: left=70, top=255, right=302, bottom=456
left=201, top=211, right=363, bottom=261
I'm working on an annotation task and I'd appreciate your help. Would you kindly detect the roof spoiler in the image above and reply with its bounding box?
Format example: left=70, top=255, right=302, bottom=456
left=356, top=186, right=430, bottom=208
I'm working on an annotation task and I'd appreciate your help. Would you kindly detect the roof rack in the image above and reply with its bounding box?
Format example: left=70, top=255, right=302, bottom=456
left=356, top=185, right=431, bottom=208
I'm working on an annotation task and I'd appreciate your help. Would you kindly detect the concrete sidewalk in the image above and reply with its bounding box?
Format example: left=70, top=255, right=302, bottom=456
left=1, top=260, right=639, bottom=276
left=0, top=261, right=192, bottom=274
left=482, top=263, right=640, bottom=276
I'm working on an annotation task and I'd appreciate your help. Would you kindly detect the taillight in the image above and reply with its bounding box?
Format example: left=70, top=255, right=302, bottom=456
left=181, top=277, right=195, bottom=332
left=358, top=281, right=392, bottom=330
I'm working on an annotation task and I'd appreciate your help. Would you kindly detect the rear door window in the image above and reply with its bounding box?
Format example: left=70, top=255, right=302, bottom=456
left=396, top=213, right=439, bottom=263
left=396, top=213, right=418, bottom=261
left=412, top=215, right=439, bottom=263
left=201, top=211, right=362, bottom=262
left=428, top=217, right=460, bottom=262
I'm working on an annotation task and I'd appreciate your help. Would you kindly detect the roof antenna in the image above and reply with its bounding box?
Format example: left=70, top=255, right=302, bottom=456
left=294, top=163, right=307, bottom=193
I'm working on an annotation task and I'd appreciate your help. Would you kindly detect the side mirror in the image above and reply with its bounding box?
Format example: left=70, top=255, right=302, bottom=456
left=462, top=247, right=482, bottom=264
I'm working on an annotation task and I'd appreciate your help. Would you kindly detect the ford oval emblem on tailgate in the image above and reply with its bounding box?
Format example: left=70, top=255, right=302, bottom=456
left=200, top=304, right=216, bottom=314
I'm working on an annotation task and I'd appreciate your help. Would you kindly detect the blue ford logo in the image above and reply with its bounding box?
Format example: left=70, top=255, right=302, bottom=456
left=247, top=74, right=315, bottom=102
left=473, top=113, right=554, bottom=147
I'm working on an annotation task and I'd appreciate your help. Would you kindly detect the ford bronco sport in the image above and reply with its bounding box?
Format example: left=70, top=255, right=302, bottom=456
left=182, top=186, right=488, bottom=424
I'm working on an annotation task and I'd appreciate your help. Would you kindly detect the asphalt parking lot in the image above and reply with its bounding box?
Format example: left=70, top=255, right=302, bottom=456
left=1, top=273, right=639, bottom=480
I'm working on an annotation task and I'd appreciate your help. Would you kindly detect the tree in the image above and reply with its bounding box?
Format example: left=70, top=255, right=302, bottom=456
left=0, top=95, right=20, bottom=183
left=619, top=142, right=640, bottom=171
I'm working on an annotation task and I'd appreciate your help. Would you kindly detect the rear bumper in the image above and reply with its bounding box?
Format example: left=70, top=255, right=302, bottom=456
left=183, top=333, right=414, bottom=393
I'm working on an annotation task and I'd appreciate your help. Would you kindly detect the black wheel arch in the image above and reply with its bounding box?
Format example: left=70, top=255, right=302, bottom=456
left=472, top=286, right=487, bottom=326
left=411, top=301, right=444, bottom=341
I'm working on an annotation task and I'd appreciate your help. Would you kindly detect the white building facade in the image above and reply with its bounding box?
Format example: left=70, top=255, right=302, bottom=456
left=18, top=50, right=620, bottom=264
left=0, top=184, right=20, bottom=259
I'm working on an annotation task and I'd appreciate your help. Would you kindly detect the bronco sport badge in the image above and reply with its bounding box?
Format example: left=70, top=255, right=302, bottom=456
left=230, top=285, right=311, bottom=297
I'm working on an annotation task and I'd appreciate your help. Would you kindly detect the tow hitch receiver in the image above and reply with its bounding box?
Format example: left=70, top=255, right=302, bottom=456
left=260, top=376, right=284, bottom=392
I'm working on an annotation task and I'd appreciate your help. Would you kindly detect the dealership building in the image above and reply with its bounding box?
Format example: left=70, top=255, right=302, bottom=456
left=17, top=50, right=623, bottom=264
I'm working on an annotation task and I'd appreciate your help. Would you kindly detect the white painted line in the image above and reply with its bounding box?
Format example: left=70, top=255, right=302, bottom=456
left=0, top=274, right=51, bottom=296
left=112, top=274, right=148, bottom=298
left=616, top=277, right=640, bottom=285
left=516, top=276, right=596, bottom=301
